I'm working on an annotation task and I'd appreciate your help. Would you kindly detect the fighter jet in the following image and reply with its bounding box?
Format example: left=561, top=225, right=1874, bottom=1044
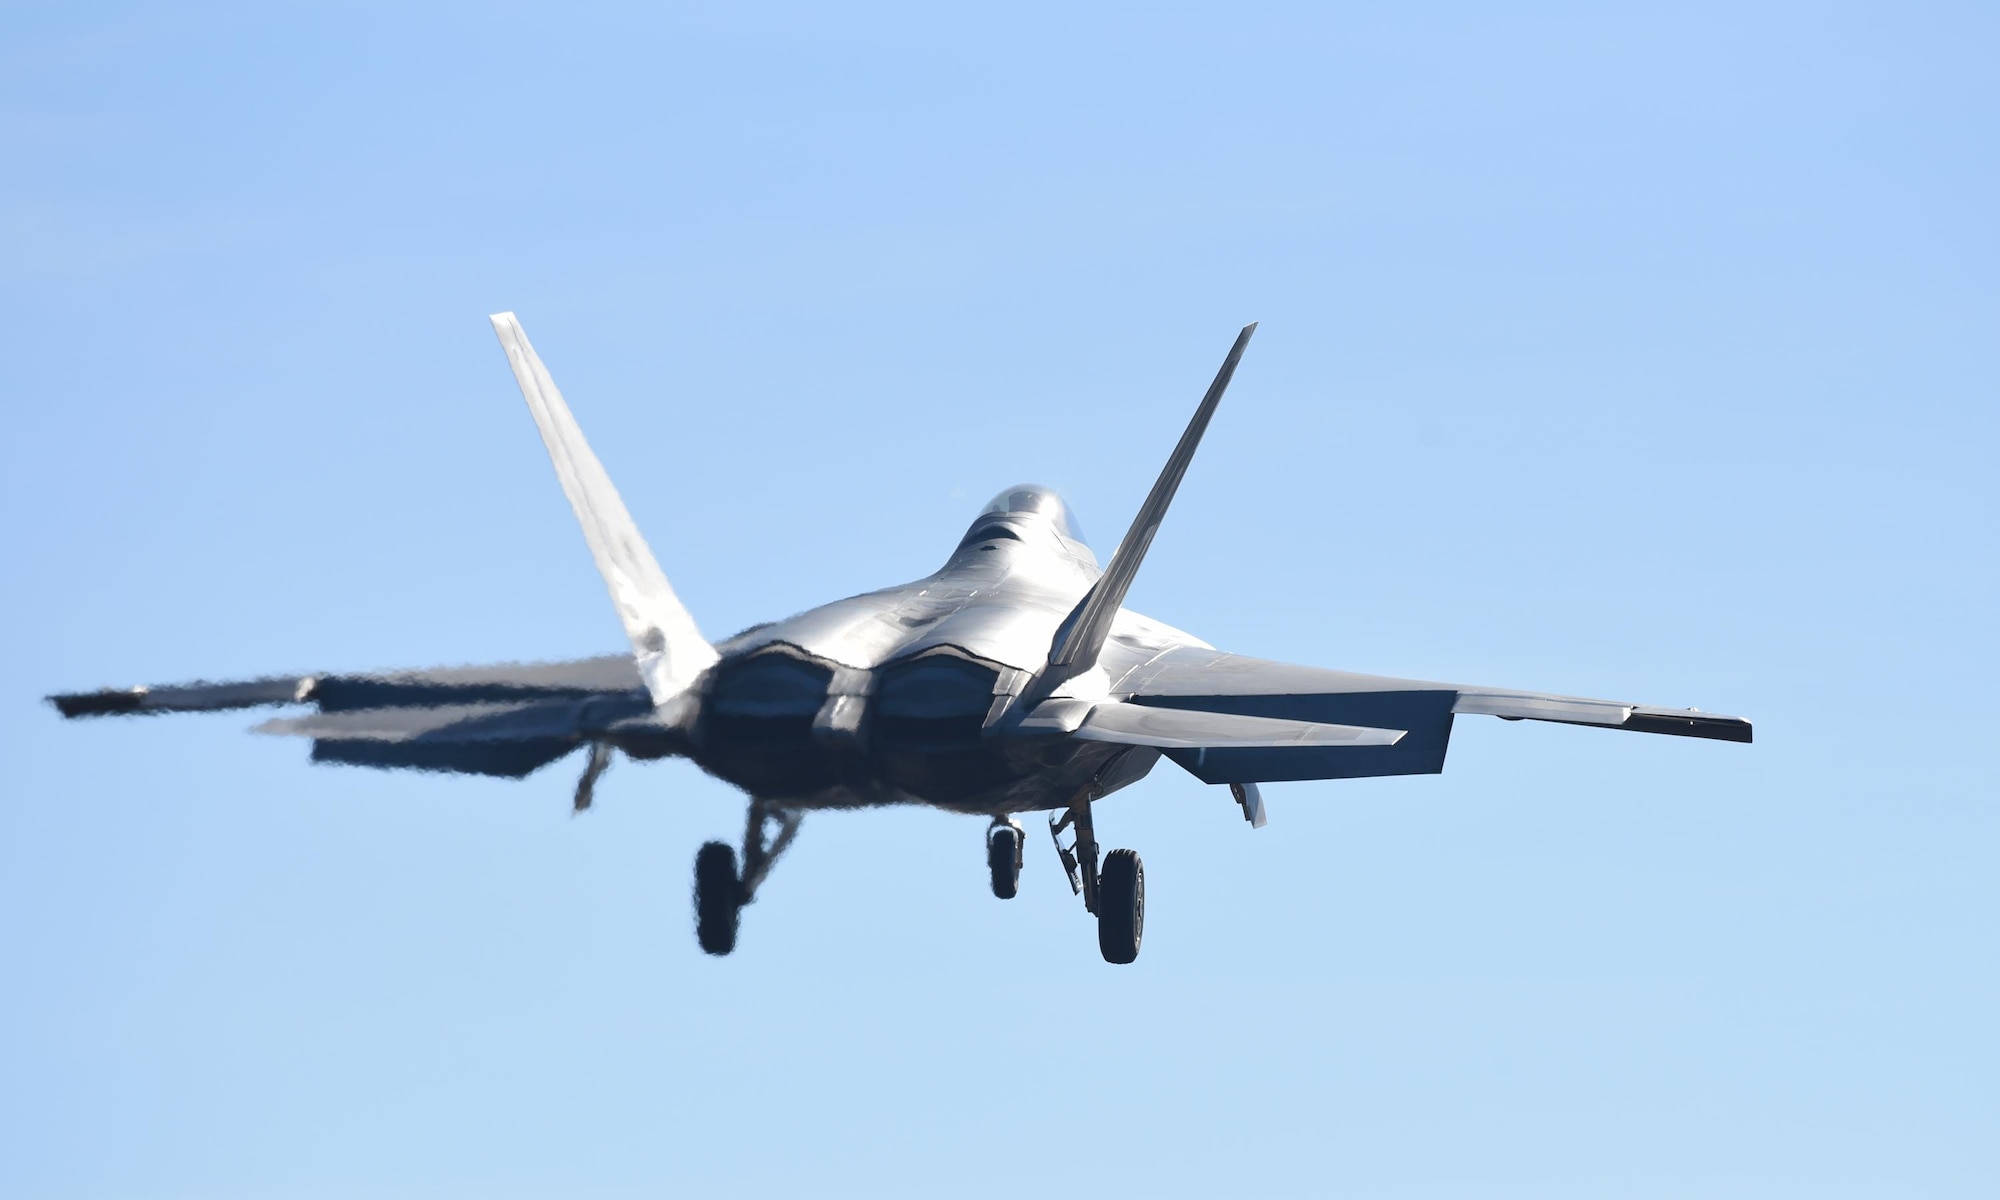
left=50, top=314, right=1751, bottom=964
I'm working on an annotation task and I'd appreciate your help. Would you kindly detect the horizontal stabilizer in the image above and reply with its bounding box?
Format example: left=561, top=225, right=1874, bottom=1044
left=1069, top=701, right=1405, bottom=751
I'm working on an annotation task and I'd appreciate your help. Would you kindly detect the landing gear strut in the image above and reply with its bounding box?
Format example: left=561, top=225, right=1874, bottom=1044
left=693, top=801, right=801, bottom=957
left=1049, top=784, right=1146, bottom=965
left=573, top=740, right=614, bottom=813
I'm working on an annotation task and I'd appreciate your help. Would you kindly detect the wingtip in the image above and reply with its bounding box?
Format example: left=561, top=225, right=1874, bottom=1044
left=48, top=688, right=147, bottom=718
left=489, top=311, right=518, bottom=329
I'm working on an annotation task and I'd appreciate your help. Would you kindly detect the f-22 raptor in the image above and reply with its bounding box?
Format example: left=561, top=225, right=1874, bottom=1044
left=51, top=315, right=1751, bottom=963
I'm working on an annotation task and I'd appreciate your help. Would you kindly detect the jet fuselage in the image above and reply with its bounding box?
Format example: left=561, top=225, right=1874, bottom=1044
left=683, top=485, right=1196, bottom=814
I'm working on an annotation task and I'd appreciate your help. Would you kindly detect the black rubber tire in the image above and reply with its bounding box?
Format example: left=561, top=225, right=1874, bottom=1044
left=1096, top=848, right=1145, bottom=964
left=694, top=841, right=743, bottom=956
left=988, top=826, right=1021, bottom=900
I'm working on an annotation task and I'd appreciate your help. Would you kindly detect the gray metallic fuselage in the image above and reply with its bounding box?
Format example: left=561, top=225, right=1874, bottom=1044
left=679, top=489, right=1196, bottom=815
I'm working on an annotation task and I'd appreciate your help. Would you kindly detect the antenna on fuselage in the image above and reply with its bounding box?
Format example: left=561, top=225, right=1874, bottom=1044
left=1028, top=322, right=1257, bottom=700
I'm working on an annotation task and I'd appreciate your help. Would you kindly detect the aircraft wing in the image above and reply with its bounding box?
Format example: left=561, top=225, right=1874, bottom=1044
left=47, top=656, right=653, bottom=778
left=1014, top=697, right=1405, bottom=750
left=1102, top=645, right=1751, bottom=785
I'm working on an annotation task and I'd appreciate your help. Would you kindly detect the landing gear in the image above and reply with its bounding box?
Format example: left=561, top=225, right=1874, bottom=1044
left=573, top=740, right=614, bottom=813
left=692, top=801, right=801, bottom=957
left=693, top=841, right=741, bottom=955
left=1096, top=848, right=1145, bottom=964
left=1050, top=784, right=1147, bottom=965
left=987, top=819, right=1024, bottom=899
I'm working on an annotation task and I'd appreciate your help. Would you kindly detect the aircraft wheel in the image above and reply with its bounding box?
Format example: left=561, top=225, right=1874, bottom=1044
left=988, top=824, right=1022, bottom=899
left=694, top=840, right=743, bottom=956
left=1096, top=848, right=1145, bottom=964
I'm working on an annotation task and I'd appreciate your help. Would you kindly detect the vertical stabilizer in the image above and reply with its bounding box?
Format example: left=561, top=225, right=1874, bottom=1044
left=489, top=312, right=718, bottom=703
left=1033, top=323, right=1257, bottom=698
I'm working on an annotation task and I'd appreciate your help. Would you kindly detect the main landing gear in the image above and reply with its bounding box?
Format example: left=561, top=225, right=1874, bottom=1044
left=1048, top=786, right=1146, bottom=965
left=987, top=819, right=1024, bottom=899
left=1096, top=849, right=1144, bottom=965
left=694, top=801, right=801, bottom=956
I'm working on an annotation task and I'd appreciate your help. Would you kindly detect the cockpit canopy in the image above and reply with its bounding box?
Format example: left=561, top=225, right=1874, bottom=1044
left=957, top=484, right=1088, bottom=549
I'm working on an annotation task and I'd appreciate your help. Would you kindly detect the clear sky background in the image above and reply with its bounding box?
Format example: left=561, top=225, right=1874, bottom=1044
left=3, top=2, right=1994, bottom=1196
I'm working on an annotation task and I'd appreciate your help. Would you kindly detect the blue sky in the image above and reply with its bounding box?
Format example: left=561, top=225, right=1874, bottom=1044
left=3, top=2, right=1995, bottom=1196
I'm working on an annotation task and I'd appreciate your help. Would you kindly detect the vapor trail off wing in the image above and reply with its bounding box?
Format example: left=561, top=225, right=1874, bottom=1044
left=490, top=312, right=717, bottom=703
